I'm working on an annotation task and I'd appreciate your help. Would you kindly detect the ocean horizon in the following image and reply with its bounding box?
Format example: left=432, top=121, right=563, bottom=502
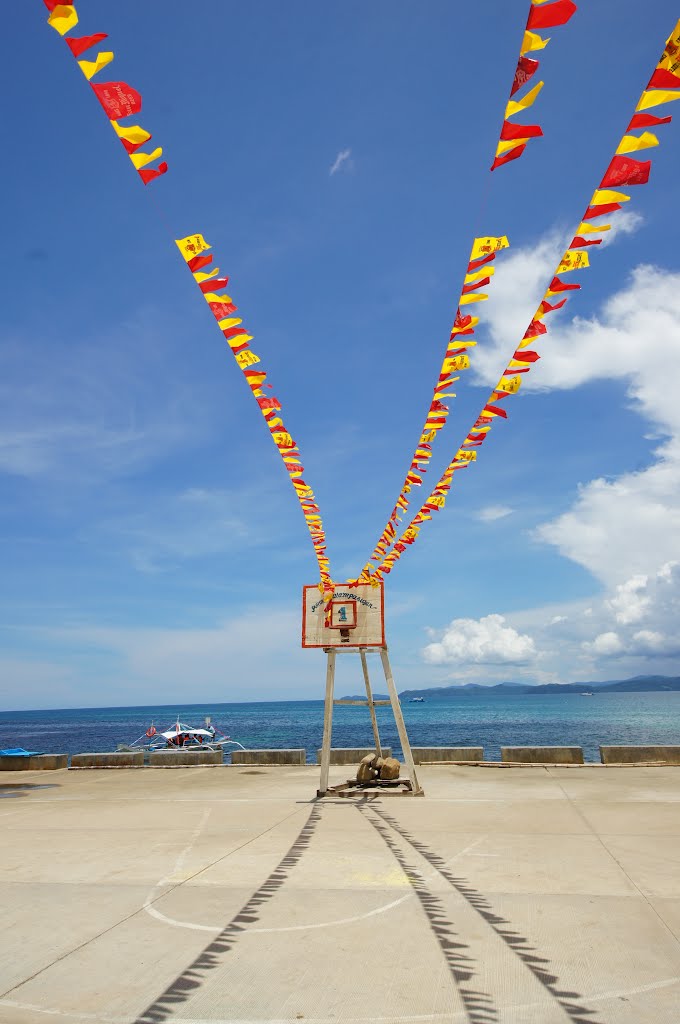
left=2, top=690, right=679, bottom=763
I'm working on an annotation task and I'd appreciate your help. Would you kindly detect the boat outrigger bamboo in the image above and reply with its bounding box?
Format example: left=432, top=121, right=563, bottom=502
left=117, top=717, right=246, bottom=754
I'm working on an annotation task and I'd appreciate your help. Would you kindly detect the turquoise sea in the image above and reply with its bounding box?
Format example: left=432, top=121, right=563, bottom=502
left=1, top=691, right=679, bottom=762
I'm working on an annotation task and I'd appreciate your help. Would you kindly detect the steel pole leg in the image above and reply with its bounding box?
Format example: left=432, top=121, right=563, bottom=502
left=360, top=649, right=383, bottom=758
left=318, top=649, right=336, bottom=796
left=379, top=646, right=422, bottom=795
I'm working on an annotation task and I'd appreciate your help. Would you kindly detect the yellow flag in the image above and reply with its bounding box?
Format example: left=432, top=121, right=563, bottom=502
left=78, top=52, right=114, bottom=81
left=506, top=81, right=544, bottom=118
left=495, top=137, right=531, bottom=157
left=129, top=147, right=163, bottom=170
left=272, top=431, right=294, bottom=447
left=235, top=350, right=260, bottom=369
left=112, top=122, right=151, bottom=146
left=659, top=19, right=680, bottom=72
left=225, top=333, right=253, bottom=350
left=193, top=268, right=220, bottom=283
left=455, top=449, right=477, bottom=463
left=496, top=375, right=522, bottom=394
left=442, top=355, right=470, bottom=372
left=451, top=316, right=479, bottom=334
left=203, top=293, right=232, bottom=304
left=616, top=131, right=659, bottom=155
left=460, top=292, right=488, bottom=305
left=521, top=30, right=550, bottom=53
left=47, top=4, right=78, bottom=35
left=464, top=267, right=495, bottom=284
left=175, top=234, right=211, bottom=262
left=217, top=317, right=242, bottom=330
left=577, top=221, right=611, bottom=235
left=470, top=236, right=509, bottom=260
left=636, top=89, right=680, bottom=111
left=590, top=188, right=630, bottom=205
left=557, top=250, right=590, bottom=273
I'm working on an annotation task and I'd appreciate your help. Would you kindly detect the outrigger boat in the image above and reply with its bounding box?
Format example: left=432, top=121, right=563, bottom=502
left=117, top=716, right=246, bottom=754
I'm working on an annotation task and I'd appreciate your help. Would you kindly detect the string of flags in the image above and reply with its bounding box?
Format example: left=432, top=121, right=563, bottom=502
left=355, top=235, right=510, bottom=585
left=364, top=18, right=680, bottom=583
left=174, top=234, right=334, bottom=595
left=41, top=0, right=334, bottom=599
left=42, top=0, right=678, bottom=601
left=492, top=0, right=578, bottom=171
left=43, top=1, right=168, bottom=185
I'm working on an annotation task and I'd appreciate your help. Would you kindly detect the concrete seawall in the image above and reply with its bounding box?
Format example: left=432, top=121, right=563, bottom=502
left=600, top=745, right=680, bottom=765
left=0, top=754, right=67, bottom=771
left=412, top=747, right=484, bottom=763
left=502, top=746, right=585, bottom=764
left=231, top=749, right=306, bottom=765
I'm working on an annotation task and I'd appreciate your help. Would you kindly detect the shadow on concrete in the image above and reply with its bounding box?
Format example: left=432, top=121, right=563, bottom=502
left=0, top=783, right=59, bottom=800
left=134, top=804, right=322, bottom=1024
left=369, top=804, right=603, bottom=1024
left=358, top=800, right=498, bottom=1024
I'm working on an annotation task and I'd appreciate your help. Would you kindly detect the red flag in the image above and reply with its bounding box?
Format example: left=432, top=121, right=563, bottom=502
left=491, top=143, right=526, bottom=171
left=523, top=319, right=547, bottom=340
left=199, top=277, right=229, bottom=293
left=549, top=276, right=581, bottom=293
left=500, top=119, right=543, bottom=140
left=467, top=253, right=495, bottom=272
left=462, top=276, right=490, bottom=294
left=527, top=0, right=577, bottom=30
left=511, top=55, right=539, bottom=96
left=513, top=349, right=540, bottom=361
left=257, top=397, right=282, bottom=411
left=570, top=236, right=602, bottom=248
left=222, top=327, right=249, bottom=340
left=648, top=68, right=680, bottom=89
left=188, top=254, right=213, bottom=272
left=119, top=136, right=147, bottom=155
left=91, top=82, right=142, bottom=120
left=430, top=399, right=449, bottom=413
left=139, top=162, right=168, bottom=185
left=600, top=155, right=651, bottom=188
left=582, top=202, right=621, bottom=219
left=43, top=0, right=62, bottom=9
left=538, top=297, right=568, bottom=314
left=210, top=301, right=238, bottom=318
left=483, top=403, right=508, bottom=419
left=66, top=33, right=108, bottom=58
left=627, top=112, right=673, bottom=130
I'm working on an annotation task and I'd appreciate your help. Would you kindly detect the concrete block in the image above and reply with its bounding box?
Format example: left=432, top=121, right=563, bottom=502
left=502, top=746, right=584, bottom=764
left=231, top=749, right=306, bottom=765
left=412, top=747, right=484, bottom=763
left=148, top=749, right=223, bottom=767
left=0, top=754, right=68, bottom=771
left=600, top=745, right=680, bottom=765
left=70, top=752, right=144, bottom=769
left=315, top=747, right=392, bottom=765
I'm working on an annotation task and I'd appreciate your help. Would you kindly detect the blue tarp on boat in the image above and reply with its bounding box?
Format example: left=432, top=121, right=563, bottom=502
left=0, top=747, right=44, bottom=757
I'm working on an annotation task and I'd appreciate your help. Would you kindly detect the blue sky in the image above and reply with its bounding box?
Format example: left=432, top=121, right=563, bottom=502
left=3, top=1, right=680, bottom=709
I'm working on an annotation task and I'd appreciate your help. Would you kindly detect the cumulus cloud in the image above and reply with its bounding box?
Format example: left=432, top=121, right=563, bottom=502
left=477, top=504, right=513, bottom=522
left=472, top=234, right=680, bottom=587
left=584, top=631, right=623, bottom=657
left=329, top=148, right=352, bottom=176
left=423, top=613, right=536, bottom=666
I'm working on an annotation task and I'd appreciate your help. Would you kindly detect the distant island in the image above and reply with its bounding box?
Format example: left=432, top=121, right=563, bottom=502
left=340, top=674, right=680, bottom=701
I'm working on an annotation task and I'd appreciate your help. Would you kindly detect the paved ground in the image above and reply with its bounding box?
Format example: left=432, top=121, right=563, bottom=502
left=1, top=763, right=679, bottom=1024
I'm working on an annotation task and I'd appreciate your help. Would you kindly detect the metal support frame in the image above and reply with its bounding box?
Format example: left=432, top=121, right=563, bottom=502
left=317, top=644, right=422, bottom=797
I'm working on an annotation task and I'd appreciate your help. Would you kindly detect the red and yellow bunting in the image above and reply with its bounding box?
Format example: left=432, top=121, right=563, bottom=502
left=175, top=234, right=334, bottom=596
left=43, top=1, right=168, bottom=185
left=355, top=235, right=509, bottom=584
left=492, top=0, right=577, bottom=171
left=365, top=17, right=679, bottom=581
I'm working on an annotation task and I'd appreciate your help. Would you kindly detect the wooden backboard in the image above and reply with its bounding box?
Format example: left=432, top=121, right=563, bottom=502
left=301, top=583, right=385, bottom=648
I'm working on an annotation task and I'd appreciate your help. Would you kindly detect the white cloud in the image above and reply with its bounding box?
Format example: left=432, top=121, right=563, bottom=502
left=423, top=613, right=536, bottom=666
left=472, top=234, right=680, bottom=587
left=329, top=148, right=352, bottom=176
left=607, top=574, right=651, bottom=625
left=597, top=209, right=644, bottom=248
left=476, top=504, right=513, bottom=522
left=585, top=631, right=623, bottom=656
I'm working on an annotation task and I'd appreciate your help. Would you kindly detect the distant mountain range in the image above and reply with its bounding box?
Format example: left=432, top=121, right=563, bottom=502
left=340, top=675, right=680, bottom=701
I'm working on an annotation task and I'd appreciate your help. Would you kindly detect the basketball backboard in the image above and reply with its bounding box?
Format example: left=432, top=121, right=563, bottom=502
left=302, top=583, right=385, bottom=648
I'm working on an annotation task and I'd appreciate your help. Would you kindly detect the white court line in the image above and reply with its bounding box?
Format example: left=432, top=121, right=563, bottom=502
left=142, top=836, right=486, bottom=934
left=2, top=974, right=679, bottom=1024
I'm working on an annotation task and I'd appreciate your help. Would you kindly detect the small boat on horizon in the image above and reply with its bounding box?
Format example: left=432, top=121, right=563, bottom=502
left=410, top=697, right=425, bottom=703
left=116, top=717, right=246, bottom=754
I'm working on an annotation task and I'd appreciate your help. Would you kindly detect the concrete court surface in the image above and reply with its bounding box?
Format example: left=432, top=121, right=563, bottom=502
left=1, top=765, right=680, bottom=1024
